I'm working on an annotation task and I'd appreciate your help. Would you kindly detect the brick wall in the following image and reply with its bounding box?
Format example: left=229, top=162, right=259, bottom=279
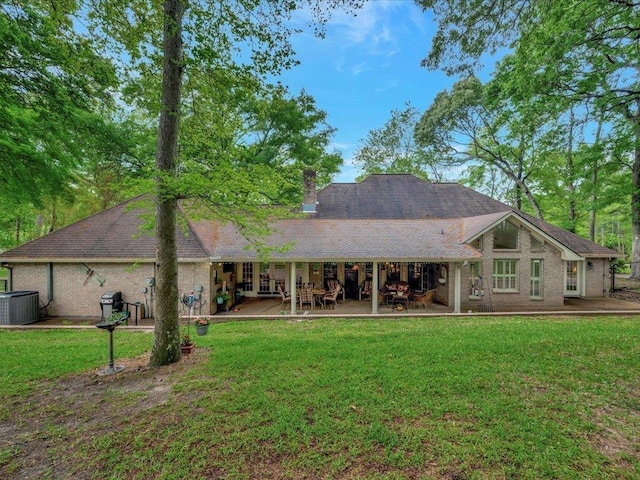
left=11, top=261, right=213, bottom=318
left=459, top=224, right=566, bottom=311
left=584, top=258, right=610, bottom=297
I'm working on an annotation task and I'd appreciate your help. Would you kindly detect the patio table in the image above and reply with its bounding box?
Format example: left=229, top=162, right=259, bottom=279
left=312, top=289, right=326, bottom=307
left=391, top=294, right=409, bottom=310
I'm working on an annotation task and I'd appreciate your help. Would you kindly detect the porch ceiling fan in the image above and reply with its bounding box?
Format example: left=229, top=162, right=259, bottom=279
left=78, top=263, right=106, bottom=286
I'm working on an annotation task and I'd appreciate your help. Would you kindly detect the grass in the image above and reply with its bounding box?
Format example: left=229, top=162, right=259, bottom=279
left=1, top=315, right=640, bottom=479
left=0, top=328, right=152, bottom=396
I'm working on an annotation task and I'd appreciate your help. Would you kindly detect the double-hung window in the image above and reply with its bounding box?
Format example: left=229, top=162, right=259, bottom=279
left=493, top=259, right=518, bottom=292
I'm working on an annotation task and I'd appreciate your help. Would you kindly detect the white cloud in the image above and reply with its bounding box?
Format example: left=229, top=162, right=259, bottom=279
left=292, top=0, right=413, bottom=55
left=351, top=62, right=367, bottom=75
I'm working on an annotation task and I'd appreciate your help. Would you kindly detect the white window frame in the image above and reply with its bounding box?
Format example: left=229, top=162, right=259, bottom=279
left=493, top=259, right=518, bottom=292
left=530, top=259, right=543, bottom=298
left=564, top=260, right=584, bottom=296
left=242, top=262, right=254, bottom=292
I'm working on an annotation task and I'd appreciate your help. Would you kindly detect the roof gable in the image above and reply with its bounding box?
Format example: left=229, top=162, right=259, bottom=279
left=461, top=211, right=584, bottom=261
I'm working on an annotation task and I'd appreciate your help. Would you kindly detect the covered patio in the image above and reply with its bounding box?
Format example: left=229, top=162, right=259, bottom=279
left=204, top=293, right=640, bottom=320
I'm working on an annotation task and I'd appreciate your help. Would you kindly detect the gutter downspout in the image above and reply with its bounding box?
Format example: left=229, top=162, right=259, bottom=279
left=47, top=262, right=53, bottom=301
left=2, top=265, right=12, bottom=291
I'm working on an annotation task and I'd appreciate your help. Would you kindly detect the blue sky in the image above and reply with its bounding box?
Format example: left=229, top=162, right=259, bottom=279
left=277, top=1, right=453, bottom=183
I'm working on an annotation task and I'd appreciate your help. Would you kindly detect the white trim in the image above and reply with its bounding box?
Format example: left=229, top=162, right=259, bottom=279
left=371, top=261, right=379, bottom=314
left=563, top=260, right=585, bottom=297
left=290, top=262, right=297, bottom=315
left=464, top=211, right=583, bottom=262
left=454, top=263, right=461, bottom=313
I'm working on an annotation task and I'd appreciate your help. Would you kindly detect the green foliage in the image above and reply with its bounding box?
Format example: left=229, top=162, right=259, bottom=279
left=353, top=103, right=441, bottom=181
left=416, top=0, right=640, bottom=264
left=0, top=3, right=119, bottom=207
left=415, top=76, right=547, bottom=217
left=0, top=3, right=151, bottom=250
left=178, top=71, right=342, bottom=210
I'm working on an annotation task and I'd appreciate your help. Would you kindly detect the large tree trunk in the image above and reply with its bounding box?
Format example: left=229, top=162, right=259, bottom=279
left=631, top=130, right=640, bottom=279
left=149, top=0, right=185, bottom=367
left=566, top=108, right=576, bottom=233
left=589, top=118, right=603, bottom=242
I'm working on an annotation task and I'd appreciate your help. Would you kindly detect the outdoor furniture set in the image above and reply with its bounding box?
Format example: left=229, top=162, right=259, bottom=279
left=278, top=281, right=436, bottom=312
left=378, top=282, right=437, bottom=310
left=278, top=283, right=344, bottom=310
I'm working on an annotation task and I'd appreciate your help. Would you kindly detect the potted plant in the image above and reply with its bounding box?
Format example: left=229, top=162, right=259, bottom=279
left=181, top=335, right=195, bottom=354
left=215, top=291, right=231, bottom=312
left=194, top=316, right=210, bottom=336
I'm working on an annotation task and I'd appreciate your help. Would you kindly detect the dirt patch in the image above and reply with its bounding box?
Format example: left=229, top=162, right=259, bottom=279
left=610, top=288, right=640, bottom=303
left=609, top=274, right=640, bottom=303
left=589, top=406, right=640, bottom=469
left=0, top=349, right=207, bottom=480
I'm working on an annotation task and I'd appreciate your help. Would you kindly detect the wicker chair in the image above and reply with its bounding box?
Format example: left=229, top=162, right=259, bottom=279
left=326, top=280, right=345, bottom=302
left=322, top=286, right=341, bottom=309
left=359, top=280, right=372, bottom=300
left=299, top=288, right=314, bottom=310
left=413, top=289, right=436, bottom=309
left=277, top=285, right=292, bottom=308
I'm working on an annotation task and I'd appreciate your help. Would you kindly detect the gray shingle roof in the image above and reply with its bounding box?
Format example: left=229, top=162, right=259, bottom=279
left=317, top=174, right=620, bottom=258
left=520, top=212, right=622, bottom=258
left=0, top=196, right=209, bottom=261
left=0, top=175, right=620, bottom=262
left=316, top=174, right=512, bottom=219
left=208, top=218, right=482, bottom=262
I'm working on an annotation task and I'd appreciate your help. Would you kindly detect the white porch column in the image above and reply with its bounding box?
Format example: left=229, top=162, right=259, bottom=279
left=290, top=262, right=297, bottom=315
left=454, top=262, right=461, bottom=313
left=372, top=261, right=379, bottom=314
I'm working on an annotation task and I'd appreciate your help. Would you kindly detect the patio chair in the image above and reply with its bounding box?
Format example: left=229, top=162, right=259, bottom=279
left=327, top=280, right=345, bottom=302
left=277, top=285, right=292, bottom=308
left=299, top=288, right=314, bottom=310
left=322, top=286, right=341, bottom=309
left=359, top=280, right=372, bottom=300
left=413, top=289, right=436, bottom=309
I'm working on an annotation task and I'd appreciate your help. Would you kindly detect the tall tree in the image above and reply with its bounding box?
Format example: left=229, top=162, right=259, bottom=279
left=414, top=76, right=546, bottom=218
left=86, top=0, right=361, bottom=366
left=0, top=2, right=120, bottom=237
left=415, top=0, right=640, bottom=273
left=150, top=0, right=184, bottom=366
left=353, top=103, right=445, bottom=181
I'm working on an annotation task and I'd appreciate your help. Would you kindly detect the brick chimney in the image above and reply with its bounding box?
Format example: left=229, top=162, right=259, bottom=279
left=302, top=169, right=317, bottom=214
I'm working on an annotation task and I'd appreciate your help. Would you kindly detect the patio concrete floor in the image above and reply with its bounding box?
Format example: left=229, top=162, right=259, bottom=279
left=20, top=294, right=640, bottom=329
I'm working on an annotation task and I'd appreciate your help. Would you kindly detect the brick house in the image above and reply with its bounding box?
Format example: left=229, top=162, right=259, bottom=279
left=0, top=174, right=621, bottom=317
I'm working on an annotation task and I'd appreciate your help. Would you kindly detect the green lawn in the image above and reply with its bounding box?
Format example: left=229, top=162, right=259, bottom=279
left=1, top=315, right=639, bottom=479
